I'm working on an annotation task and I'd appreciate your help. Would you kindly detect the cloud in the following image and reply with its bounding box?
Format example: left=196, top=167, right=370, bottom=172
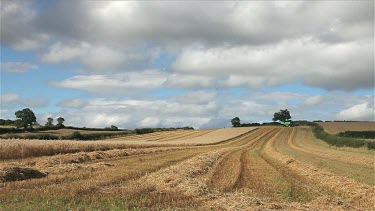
left=0, top=93, right=49, bottom=108
left=138, top=117, right=160, bottom=128
left=3, top=91, right=370, bottom=129
left=1, top=62, right=38, bottom=73
left=336, top=103, right=374, bottom=121
left=41, top=41, right=89, bottom=63
left=302, top=95, right=325, bottom=106
left=1, top=1, right=49, bottom=50
left=2, top=1, right=374, bottom=128
left=3, top=1, right=373, bottom=90
left=41, top=41, right=157, bottom=72
left=171, top=38, right=373, bottom=90
left=57, top=98, right=87, bottom=108
left=1, top=93, right=20, bottom=103
left=36, top=1, right=373, bottom=46
left=172, top=91, right=217, bottom=105
left=21, top=97, right=49, bottom=108
left=50, top=70, right=167, bottom=94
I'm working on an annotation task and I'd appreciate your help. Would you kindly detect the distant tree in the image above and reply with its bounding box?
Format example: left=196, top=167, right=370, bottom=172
left=45, top=117, right=54, bottom=127
left=110, top=125, right=118, bottom=130
left=57, top=117, right=65, bottom=127
left=231, top=117, right=241, bottom=127
left=272, top=109, right=292, bottom=122
left=15, top=108, right=37, bottom=129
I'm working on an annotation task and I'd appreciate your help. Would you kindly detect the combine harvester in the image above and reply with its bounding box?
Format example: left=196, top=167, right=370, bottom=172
left=279, top=121, right=292, bottom=127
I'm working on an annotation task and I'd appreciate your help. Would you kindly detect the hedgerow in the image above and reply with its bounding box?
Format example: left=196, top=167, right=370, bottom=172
left=304, top=122, right=373, bottom=150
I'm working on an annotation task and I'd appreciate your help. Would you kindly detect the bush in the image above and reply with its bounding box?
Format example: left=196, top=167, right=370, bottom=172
left=309, top=122, right=367, bottom=148
left=338, top=131, right=375, bottom=139
left=135, top=128, right=155, bottom=134
left=70, top=131, right=83, bottom=140
left=0, top=127, right=23, bottom=134
left=367, top=142, right=375, bottom=150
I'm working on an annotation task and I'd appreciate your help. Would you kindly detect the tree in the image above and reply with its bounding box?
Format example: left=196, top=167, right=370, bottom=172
left=272, top=109, right=292, bottom=122
left=231, top=117, right=241, bottom=127
left=15, top=108, right=37, bottom=129
left=57, top=117, right=65, bottom=127
left=110, top=125, right=118, bottom=130
left=45, top=117, right=54, bottom=127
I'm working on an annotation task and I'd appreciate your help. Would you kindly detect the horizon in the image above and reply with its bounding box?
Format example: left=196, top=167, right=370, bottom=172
left=1, top=1, right=374, bottom=129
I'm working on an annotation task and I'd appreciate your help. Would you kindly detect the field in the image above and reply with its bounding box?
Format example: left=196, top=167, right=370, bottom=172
left=317, top=121, right=375, bottom=134
left=0, top=126, right=374, bottom=210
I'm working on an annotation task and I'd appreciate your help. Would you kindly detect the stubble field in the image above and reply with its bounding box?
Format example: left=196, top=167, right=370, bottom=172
left=317, top=121, right=375, bottom=134
left=0, top=126, right=374, bottom=210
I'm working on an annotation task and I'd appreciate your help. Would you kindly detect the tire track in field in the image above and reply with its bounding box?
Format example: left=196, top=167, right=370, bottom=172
left=233, top=128, right=292, bottom=199
left=292, top=127, right=374, bottom=167
left=206, top=128, right=277, bottom=193
left=207, top=149, right=244, bottom=192
left=263, top=127, right=375, bottom=210
left=277, top=128, right=375, bottom=185
left=207, top=128, right=282, bottom=194
left=290, top=127, right=375, bottom=167
left=258, top=128, right=323, bottom=202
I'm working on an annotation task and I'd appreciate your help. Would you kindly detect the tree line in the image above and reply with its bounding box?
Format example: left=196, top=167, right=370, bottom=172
left=231, top=109, right=292, bottom=127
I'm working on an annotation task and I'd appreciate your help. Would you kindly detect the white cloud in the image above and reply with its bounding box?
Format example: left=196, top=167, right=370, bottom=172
left=1, top=62, right=38, bottom=73
left=50, top=70, right=167, bottom=94
left=336, top=103, right=374, bottom=121
left=173, top=91, right=217, bottom=105
left=0, top=93, right=49, bottom=108
left=164, top=74, right=216, bottom=89
left=41, top=41, right=156, bottom=72
left=57, top=98, right=87, bottom=108
left=171, top=38, right=373, bottom=90
left=41, top=41, right=89, bottom=63
left=302, top=95, right=325, bottom=106
left=138, top=117, right=160, bottom=128
left=21, top=97, right=49, bottom=108
left=1, top=93, right=20, bottom=103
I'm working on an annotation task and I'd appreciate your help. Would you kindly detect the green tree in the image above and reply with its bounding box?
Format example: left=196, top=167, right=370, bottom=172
left=231, top=117, right=241, bottom=127
left=110, top=125, right=118, bottom=130
left=57, top=117, right=65, bottom=127
left=15, top=108, right=37, bottom=129
left=272, top=109, right=292, bottom=122
left=45, top=117, right=54, bottom=127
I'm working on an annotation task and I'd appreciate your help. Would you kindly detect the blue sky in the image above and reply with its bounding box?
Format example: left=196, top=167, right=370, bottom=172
left=1, top=1, right=374, bottom=129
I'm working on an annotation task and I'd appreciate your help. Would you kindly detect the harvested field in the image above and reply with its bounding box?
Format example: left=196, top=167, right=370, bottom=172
left=110, top=127, right=256, bottom=145
left=0, top=126, right=374, bottom=210
left=7, top=128, right=127, bottom=136
left=318, top=121, right=375, bottom=134
left=0, top=127, right=254, bottom=160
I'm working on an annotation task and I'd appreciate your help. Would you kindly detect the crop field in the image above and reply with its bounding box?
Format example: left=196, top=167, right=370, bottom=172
left=0, top=126, right=374, bottom=210
left=318, top=121, right=375, bottom=134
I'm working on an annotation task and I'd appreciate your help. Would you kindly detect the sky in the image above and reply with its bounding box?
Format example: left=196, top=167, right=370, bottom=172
left=0, top=0, right=374, bottom=129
